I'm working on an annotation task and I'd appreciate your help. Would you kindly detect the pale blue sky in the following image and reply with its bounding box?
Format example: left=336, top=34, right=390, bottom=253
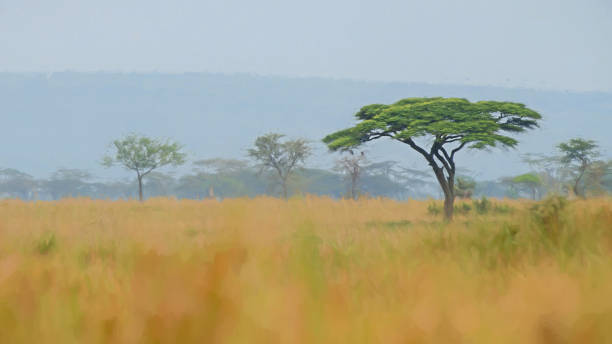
left=1, top=0, right=611, bottom=91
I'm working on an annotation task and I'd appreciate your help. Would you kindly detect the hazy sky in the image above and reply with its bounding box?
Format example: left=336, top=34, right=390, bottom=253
left=1, top=0, right=611, bottom=92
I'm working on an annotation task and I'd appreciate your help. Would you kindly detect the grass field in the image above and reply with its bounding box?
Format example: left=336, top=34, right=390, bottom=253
left=0, top=196, right=611, bottom=343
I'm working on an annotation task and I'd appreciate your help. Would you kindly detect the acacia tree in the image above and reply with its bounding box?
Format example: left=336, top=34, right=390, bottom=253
left=334, top=150, right=368, bottom=200
left=323, top=97, right=541, bottom=220
left=504, top=172, right=542, bottom=200
left=103, top=134, right=186, bottom=201
left=557, top=138, right=600, bottom=198
left=0, top=168, right=36, bottom=200
left=248, top=133, right=311, bottom=199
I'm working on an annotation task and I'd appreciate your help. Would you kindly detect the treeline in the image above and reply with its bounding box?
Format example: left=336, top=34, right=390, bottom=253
left=0, top=159, right=437, bottom=201
left=1, top=157, right=609, bottom=202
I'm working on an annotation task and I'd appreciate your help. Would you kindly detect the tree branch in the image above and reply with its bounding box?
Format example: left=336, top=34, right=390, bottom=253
left=433, top=150, right=452, bottom=178
left=440, top=147, right=455, bottom=171
left=402, top=138, right=438, bottom=169
left=450, top=141, right=468, bottom=160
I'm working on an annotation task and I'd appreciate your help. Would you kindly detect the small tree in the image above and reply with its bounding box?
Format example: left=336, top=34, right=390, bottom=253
left=506, top=172, right=542, bottom=200
left=323, top=97, right=541, bottom=220
left=455, top=176, right=476, bottom=199
left=334, top=150, right=368, bottom=200
left=103, top=134, right=186, bottom=201
left=248, top=133, right=311, bottom=199
left=584, top=160, right=612, bottom=196
left=557, top=138, right=600, bottom=198
left=522, top=154, right=566, bottom=195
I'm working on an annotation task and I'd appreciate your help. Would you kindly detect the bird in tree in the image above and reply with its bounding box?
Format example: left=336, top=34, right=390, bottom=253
left=248, top=133, right=311, bottom=199
left=557, top=138, right=600, bottom=198
left=323, top=97, right=542, bottom=220
left=103, top=134, right=186, bottom=201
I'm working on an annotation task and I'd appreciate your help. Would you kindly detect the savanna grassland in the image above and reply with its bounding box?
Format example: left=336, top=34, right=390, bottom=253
left=0, top=197, right=611, bottom=343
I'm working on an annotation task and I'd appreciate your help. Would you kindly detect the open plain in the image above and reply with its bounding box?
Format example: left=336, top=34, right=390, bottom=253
left=0, top=197, right=611, bottom=343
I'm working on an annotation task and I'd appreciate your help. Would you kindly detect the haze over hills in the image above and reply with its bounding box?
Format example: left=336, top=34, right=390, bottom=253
left=0, top=72, right=610, bottom=181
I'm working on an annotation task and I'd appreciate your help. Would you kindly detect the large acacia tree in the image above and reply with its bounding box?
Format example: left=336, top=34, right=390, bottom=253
left=323, top=97, right=542, bottom=220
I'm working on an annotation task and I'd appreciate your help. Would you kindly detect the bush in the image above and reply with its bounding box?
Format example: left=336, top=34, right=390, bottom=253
left=427, top=197, right=514, bottom=217
left=427, top=202, right=442, bottom=215
left=473, top=196, right=492, bottom=214
left=530, top=195, right=568, bottom=234
left=454, top=202, right=472, bottom=215
left=35, top=233, right=57, bottom=255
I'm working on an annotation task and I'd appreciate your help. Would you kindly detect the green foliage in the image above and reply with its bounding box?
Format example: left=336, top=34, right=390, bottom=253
left=365, top=220, right=413, bottom=231
left=455, top=176, right=476, bottom=199
left=584, top=160, right=612, bottom=196
left=472, top=196, right=492, bottom=214
left=455, top=202, right=472, bottom=215
left=35, top=232, right=57, bottom=255
left=103, top=134, right=186, bottom=172
left=427, top=202, right=442, bottom=215
left=323, top=97, right=541, bottom=152
left=502, top=172, right=543, bottom=199
left=530, top=195, right=568, bottom=234
left=428, top=197, right=513, bottom=217
left=512, top=173, right=541, bottom=185
left=248, top=133, right=312, bottom=198
left=557, top=138, right=601, bottom=198
left=323, top=97, right=541, bottom=220
left=103, top=134, right=186, bottom=200
left=558, top=138, right=599, bottom=165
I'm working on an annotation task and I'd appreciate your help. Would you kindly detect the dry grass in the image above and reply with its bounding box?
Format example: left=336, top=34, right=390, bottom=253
left=0, top=196, right=611, bottom=343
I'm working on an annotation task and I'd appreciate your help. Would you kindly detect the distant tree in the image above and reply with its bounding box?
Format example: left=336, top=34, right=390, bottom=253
left=504, top=172, right=542, bottom=200
left=248, top=133, right=311, bottom=199
left=44, top=169, right=93, bottom=199
left=362, top=161, right=435, bottom=199
left=103, top=134, right=186, bottom=201
left=557, top=138, right=600, bottom=198
left=193, top=158, right=250, bottom=175
left=522, top=154, right=566, bottom=196
left=323, top=97, right=541, bottom=220
left=0, top=168, right=36, bottom=200
left=334, top=150, right=368, bottom=200
left=583, top=160, right=611, bottom=196
left=455, top=176, right=476, bottom=199
left=144, top=172, right=177, bottom=198
left=190, top=158, right=252, bottom=199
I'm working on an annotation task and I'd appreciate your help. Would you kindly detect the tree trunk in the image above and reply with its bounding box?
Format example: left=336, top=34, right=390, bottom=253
left=433, top=167, right=454, bottom=221
left=574, top=164, right=587, bottom=198
left=281, top=181, right=288, bottom=199
left=443, top=194, right=454, bottom=221
left=138, top=175, right=144, bottom=202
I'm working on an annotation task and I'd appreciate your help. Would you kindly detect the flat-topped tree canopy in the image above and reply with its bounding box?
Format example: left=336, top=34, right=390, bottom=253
left=323, top=97, right=542, bottom=220
left=324, top=97, right=541, bottom=151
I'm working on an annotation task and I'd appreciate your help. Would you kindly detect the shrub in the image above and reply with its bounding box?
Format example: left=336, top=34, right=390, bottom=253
left=530, top=195, right=568, bottom=234
left=473, top=196, right=492, bottom=214
left=454, top=202, right=472, bottom=215
left=35, top=233, right=57, bottom=255
left=427, top=202, right=442, bottom=215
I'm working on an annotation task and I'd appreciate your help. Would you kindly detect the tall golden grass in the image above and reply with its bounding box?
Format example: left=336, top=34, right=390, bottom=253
left=0, top=196, right=611, bottom=343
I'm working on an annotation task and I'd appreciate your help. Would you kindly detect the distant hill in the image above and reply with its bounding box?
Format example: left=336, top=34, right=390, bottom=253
left=0, top=72, right=610, bottom=180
